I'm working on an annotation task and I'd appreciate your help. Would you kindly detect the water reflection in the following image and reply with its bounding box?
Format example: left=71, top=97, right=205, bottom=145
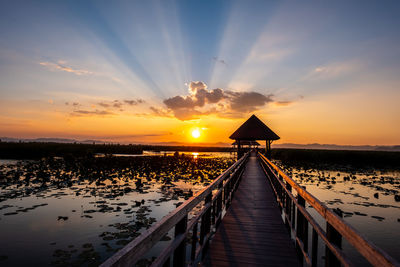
left=0, top=154, right=234, bottom=266
left=1, top=154, right=398, bottom=265
left=274, top=160, right=400, bottom=264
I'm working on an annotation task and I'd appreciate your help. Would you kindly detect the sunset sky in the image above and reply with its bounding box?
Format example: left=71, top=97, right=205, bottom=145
left=0, top=0, right=399, bottom=145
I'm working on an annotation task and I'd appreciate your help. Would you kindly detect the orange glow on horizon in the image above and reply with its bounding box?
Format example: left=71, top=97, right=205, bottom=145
left=0, top=89, right=399, bottom=146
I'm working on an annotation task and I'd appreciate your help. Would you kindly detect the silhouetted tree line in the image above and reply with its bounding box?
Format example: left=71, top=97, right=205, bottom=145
left=0, top=142, right=233, bottom=159
left=3, top=142, right=397, bottom=170
left=0, top=142, right=143, bottom=159
left=272, top=148, right=400, bottom=170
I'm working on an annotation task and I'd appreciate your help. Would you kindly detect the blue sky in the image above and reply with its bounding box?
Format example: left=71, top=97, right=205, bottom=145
left=0, top=0, right=399, bottom=144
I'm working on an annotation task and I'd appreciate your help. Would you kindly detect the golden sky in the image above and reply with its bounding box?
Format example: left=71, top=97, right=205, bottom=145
left=1, top=1, right=399, bottom=146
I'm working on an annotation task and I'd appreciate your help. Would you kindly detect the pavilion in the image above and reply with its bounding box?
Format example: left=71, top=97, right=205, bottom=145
left=229, top=114, right=280, bottom=159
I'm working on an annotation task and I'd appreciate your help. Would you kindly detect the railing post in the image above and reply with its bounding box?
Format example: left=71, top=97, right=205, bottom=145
left=200, top=193, right=212, bottom=259
left=326, top=209, right=343, bottom=267
left=216, top=182, right=223, bottom=228
left=226, top=174, right=232, bottom=208
left=211, top=198, right=216, bottom=225
left=173, top=215, right=188, bottom=267
left=276, top=173, right=283, bottom=212
left=280, top=175, right=285, bottom=204
left=312, top=228, right=318, bottom=267
left=296, top=195, right=308, bottom=265
left=223, top=180, right=227, bottom=207
left=292, top=198, right=296, bottom=229
left=191, top=222, right=198, bottom=262
left=285, top=182, right=292, bottom=230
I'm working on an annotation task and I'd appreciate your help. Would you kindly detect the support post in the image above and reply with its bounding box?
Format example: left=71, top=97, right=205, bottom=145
left=237, top=140, right=242, bottom=160
left=312, top=228, right=318, bottom=267
left=190, top=223, right=198, bottom=262
left=200, top=193, right=212, bottom=259
left=296, top=195, right=308, bottom=265
left=265, top=140, right=272, bottom=158
left=326, top=209, right=343, bottom=267
left=173, top=215, right=188, bottom=267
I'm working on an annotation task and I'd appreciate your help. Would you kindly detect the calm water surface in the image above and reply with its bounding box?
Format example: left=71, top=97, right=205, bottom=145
left=275, top=160, right=400, bottom=265
left=0, top=154, right=233, bottom=266
left=0, top=154, right=399, bottom=266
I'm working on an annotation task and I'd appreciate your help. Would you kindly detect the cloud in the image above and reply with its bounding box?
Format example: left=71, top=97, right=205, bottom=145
left=65, top=102, right=80, bottom=106
left=169, top=108, right=204, bottom=120
left=306, top=61, right=361, bottom=80
left=274, top=100, right=293, bottom=106
left=188, top=81, right=207, bottom=93
left=124, top=99, right=145, bottom=105
left=164, top=81, right=225, bottom=111
left=39, top=61, right=93, bottom=76
left=213, top=56, right=227, bottom=65
left=272, top=95, right=303, bottom=107
left=65, top=98, right=147, bottom=118
left=226, top=91, right=273, bottom=112
left=71, top=109, right=115, bottom=117
left=149, top=106, right=173, bottom=117
left=96, top=99, right=145, bottom=109
left=101, top=133, right=172, bottom=139
left=112, top=100, right=122, bottom=108
left=162, top=81, right=274, bottom=120
left=98, top=102, right=110, bottom=108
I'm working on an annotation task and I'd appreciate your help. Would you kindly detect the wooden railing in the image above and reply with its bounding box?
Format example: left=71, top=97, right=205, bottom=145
left=100, top=152, right=249, bottom=267
left=258, top=152, right=399, bottom=267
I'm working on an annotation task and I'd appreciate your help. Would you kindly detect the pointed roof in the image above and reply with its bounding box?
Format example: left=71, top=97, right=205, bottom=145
left=229, top=115, right=280, bottom=140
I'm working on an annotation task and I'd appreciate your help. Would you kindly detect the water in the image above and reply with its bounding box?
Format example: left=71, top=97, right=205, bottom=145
left=0, top=160, right=21, bottom=165
left=96, top=151, right=236, bottom=159
left=0, top=155, right=398, bottom=266
left=0, top=154, right=234, bottom=266
left=274, top=160, right=400, bottom=265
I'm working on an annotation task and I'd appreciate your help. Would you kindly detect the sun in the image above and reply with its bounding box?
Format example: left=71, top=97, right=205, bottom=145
left=191, top=128, right=201, bottom=139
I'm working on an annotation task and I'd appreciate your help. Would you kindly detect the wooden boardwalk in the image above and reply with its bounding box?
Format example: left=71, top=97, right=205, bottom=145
left=101, top=114, right=399, bottom=267
left=204, top=152, right=299, bottom=266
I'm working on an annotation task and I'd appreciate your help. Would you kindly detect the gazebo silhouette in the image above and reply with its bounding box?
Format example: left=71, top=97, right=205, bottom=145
left=229, top=114, right=280, bottom=158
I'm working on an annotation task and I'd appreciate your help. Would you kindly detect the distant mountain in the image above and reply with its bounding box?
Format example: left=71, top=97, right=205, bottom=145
left=0, top=137, right=105, bottom=144
left=273, top=143, right=400, bottom=152
left=1, top=137, right=398, bottom=151
left=0, top=137, right=230, bottom=147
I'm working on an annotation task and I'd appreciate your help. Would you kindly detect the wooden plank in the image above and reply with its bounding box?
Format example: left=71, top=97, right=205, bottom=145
left=204, top=152, right=299, bottom=266
left=100, top=154, right=248, bottom=267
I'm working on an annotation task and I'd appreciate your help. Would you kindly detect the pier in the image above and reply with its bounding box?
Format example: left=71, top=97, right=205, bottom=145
left=101, top=115, right=399, bottom=267
left=203, top=152, right=299, bottom=266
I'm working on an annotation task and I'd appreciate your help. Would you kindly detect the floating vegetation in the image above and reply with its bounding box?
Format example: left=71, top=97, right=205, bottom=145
left=371, top=215, right=385, bottom=221
left=1, top=153, right=399, bottom=265
left=274, top=158, right=400, bottom=263
left=0, top=154, right=233, bottom=203
left=354, top=211, right=368, bottom=216
left=0, top=154, right=234, bottom=266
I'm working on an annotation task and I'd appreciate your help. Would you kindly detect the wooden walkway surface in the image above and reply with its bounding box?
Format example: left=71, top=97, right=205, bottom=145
left=203, top=152, right=299, bottom=266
